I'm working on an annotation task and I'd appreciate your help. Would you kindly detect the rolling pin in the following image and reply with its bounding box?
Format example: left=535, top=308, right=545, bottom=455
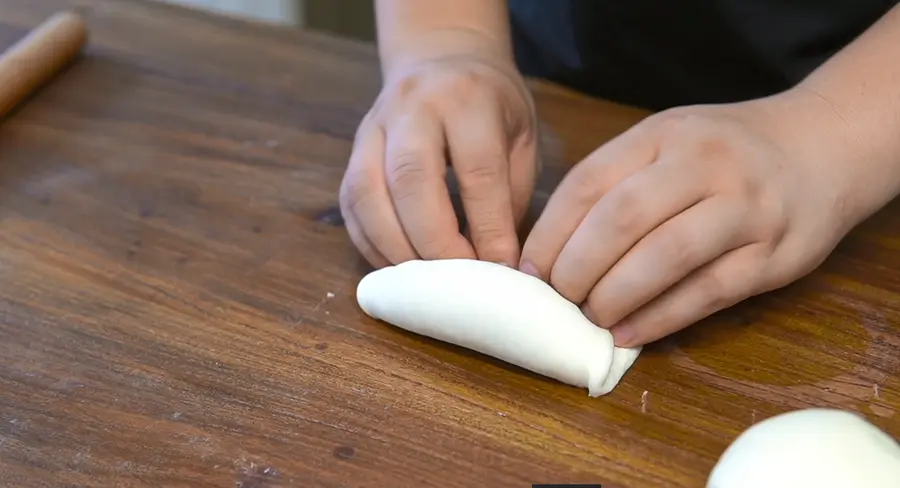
left=0, top=11, right=88, bottom=118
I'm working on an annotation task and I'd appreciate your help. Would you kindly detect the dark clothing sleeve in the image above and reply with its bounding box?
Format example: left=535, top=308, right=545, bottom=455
left=509, top=0, right=898, bottom=110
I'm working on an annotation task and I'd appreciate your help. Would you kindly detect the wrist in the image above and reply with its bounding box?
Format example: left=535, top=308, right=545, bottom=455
left=379, top=27, right=516, bottom=82
left=760, top=86, right=898, bottom=233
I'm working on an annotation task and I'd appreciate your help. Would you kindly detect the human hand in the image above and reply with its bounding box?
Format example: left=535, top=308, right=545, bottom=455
left=520, top=92, right=860, bottom=347
left=339, top=53, right=539, bottom=269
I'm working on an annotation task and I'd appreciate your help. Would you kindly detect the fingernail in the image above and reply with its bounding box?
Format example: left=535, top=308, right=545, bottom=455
left=611, top=323, right=636, bottom=347
left=519, top=261, right=542, bottom=280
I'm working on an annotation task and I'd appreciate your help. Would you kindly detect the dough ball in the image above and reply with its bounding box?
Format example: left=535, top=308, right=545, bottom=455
left=707, top=408, right=900, bottom=488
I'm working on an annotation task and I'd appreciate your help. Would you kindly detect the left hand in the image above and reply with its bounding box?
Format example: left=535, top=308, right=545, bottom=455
left=519, top=92, right=858, bottom=347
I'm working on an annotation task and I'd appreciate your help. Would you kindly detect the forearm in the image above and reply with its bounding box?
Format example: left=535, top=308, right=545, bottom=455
left=374, top=0, right=514, bottom=77
left=792, top=4, right=900, bottom=224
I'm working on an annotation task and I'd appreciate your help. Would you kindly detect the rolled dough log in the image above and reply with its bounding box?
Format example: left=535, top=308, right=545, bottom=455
left=355, top=259, right=642, bottom=397
left=707, top=408, right=900, bottom=488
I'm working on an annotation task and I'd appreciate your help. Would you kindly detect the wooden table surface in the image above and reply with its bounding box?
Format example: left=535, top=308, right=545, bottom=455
left=1, top=1, right=898, bottom=487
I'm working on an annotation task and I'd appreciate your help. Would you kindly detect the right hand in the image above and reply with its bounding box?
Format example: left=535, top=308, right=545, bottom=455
left=339, top=54, right=539, bottom=269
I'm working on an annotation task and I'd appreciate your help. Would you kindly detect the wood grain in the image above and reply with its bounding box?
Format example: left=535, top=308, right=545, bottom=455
left=0, top=1, right=897, bottom=487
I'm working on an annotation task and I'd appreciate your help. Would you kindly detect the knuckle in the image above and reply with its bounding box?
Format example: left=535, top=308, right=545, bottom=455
left=733, top=187, right=787, bottom=244
left=435, top=72, right=489, bottom=112
left=351, top=112, right=382, bottom=150
left=729, top=178, right=762, bottom=203
left=340, top=171, right=373, bottom=212
left=653, top=109, right=694, bottom=136
left=656, top=111, right=728, bottom=155
left=449, top=70, right=483, bottom=96
left=699, top=265, right=744, bottom=311
left=607, top=183, right=647, bottom=234
left=397, top=75, right=419, bottom=98
left=467, top=209, right=505, bottom=237
left=757, top=192, right=789, bottom=240
left=457, top=162, right=505, bottom=194
left=693, top=135, right=737, bottom=162
left=665, top=227, right=703, bottom=269
left=386, top=149, right=428, bottom=199
left=392, top=68, right=477, bottom=97
left=562, top=165, right=604, bottom=209
left=700, top=272, right=732, bottom=311
left=417, top=236, right=461, bottom=260
left=458, top=207, right=518, bottom=261
left=383, top=74, right=422, bottom=105
left=353, top=239, right=380, bottom=265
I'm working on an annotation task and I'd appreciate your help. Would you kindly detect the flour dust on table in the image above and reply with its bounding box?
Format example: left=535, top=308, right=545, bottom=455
left=355, top=259, right=642, bottom=397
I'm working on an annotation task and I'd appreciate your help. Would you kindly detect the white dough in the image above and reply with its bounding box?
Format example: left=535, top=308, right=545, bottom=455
left=355, top=259, right=642, bottom=397
left=707, top=408, right=900, bottom=488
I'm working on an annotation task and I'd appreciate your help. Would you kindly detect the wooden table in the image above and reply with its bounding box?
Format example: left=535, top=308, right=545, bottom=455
left=1, top=1, right=898, bottom=487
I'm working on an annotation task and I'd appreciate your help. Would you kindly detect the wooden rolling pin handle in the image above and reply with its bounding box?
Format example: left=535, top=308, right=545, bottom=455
left=0, top=11, right=88, bottom=118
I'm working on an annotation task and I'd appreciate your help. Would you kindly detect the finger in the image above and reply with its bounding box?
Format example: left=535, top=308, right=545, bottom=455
left=551, top=157, right=710, bottom=304
left=340, top=123, right=418, bottom=264
left=384, top=110, right=475, bottom=260
left=583, top=196, right=750, bottom=327
left=445, top=100, right=519, bottom=266
left=342, top=209, right=391, bottom=269
left=608, top=244, right=766, bottom=347
left=760, top=226, right=828, bottom=292
left=519, top=126, right=657, bottom=280
left=508, top=123, right=540, bottom=225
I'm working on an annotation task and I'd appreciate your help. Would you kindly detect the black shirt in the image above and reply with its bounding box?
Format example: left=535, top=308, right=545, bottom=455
left=509, top=0, right=897, bottom=110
